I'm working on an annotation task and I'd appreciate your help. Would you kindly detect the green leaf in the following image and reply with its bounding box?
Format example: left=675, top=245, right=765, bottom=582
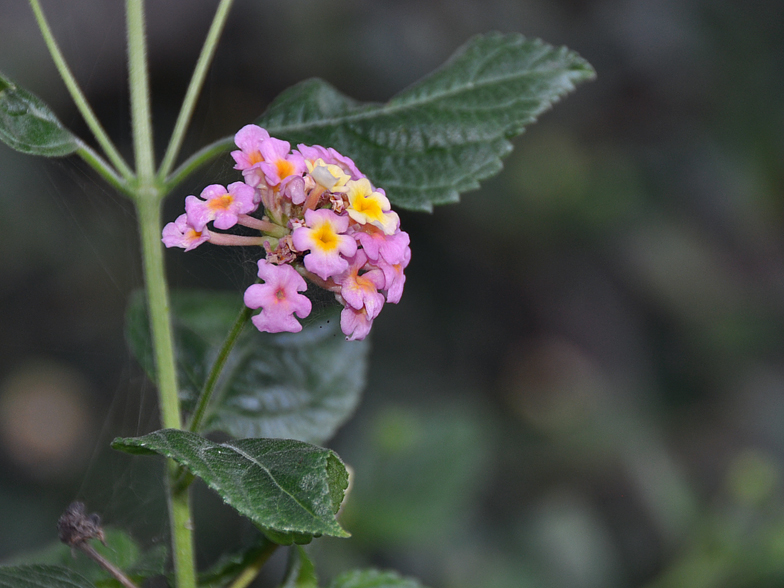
left=255, top=32, right=594, bottom=211
left=281, top=546, right=318, bottom=588
left=111, top=429, right=350, bottom=543
left=0, top=73, right=79, bottom=157
left=0, top=565, right=96, bottom=588
left=328, top=569, right=428, bottom=588
left=5, top=528, right=165, bottom=588
left=125, top=290, right=369, bottom=444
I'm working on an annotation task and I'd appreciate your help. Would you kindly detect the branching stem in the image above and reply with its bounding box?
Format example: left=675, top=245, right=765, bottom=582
left=28, top=0, right=134, bottom=180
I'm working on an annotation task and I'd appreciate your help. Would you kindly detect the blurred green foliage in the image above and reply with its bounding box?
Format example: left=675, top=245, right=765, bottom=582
left=1, top=0, right=784, bottom=587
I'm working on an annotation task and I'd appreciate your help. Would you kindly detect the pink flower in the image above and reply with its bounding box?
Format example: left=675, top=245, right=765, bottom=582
left=185, top=182, right=257, bottom=231
left=297, top=144, right=364, bottom=180
left=326, top=147, right=364, bottom=180
left=355, top=227, right=410, bottom=265
left=244, top=260, right=312, bottom=333
left=258, top=137, right=306, bottom=187
left=295, top=144, right=331, bottom=166
left=335, top=251, right=386, bottom=319
left=340, top=306, right=374, bottom=341
left=284, top=175, right=307, bottom=205
left=377, top=245, right=411, bottom=304
left=291, top=208, right=357, bottom=280
left=161, top=214, right=210, bottom=251
left=232, top=125, right=270, bottom=188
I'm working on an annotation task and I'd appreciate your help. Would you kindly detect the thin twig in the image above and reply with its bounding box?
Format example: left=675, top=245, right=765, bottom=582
left=77, top=542, right=141, bottom=588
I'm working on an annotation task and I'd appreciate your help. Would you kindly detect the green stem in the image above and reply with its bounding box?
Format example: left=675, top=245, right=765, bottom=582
left=136, top=195, right=197, bottom=588
left=187, top=304, right=253, bottom=432
left=126, top=0, right=155, bottom=181
left=226, top=543, right=279, bottom=588
left=28, top=0, right=134, bottom=181
left=168, top=467, right=197, bottom=588
left=164, top=135, right=235, bottom=192
left=157, top=0, right=235, bottom=181
left=135, top=197, right=180, bottom=428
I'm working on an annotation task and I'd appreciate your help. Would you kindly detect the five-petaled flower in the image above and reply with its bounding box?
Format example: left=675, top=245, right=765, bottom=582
left=185, top=182, right=257, bottom=231
left=243, top=260, right=312, bottom=333
left=292, top=208, right=357, bottom=280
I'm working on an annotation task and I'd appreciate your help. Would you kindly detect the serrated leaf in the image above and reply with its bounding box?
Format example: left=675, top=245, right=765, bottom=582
left=111, top=429, right=350, bottom=542
left=328, top=569, right=428, bottom=588
left=281, top=546, right=317, bottom=588
left=4, top=528, right=165, bottom=588
left=0, top=73, right=79, bottom=157
left=125, top=290, right=369, bottom=444
left=0, top=565, right=96, bottom=588
left=253, top=32, right=594, bottom=211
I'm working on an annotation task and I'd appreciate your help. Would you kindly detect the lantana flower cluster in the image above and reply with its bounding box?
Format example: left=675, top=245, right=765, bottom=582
left=162, top=124, right=411, bottom=341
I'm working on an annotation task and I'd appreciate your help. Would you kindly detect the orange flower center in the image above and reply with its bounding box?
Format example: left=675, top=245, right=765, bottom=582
left=208, top=194, right=234, bottom=211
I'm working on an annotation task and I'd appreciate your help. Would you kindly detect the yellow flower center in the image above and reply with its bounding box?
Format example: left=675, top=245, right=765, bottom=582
left=313, top=223, right=339, bottom=251
left=208, top=194, right=234, bottom=211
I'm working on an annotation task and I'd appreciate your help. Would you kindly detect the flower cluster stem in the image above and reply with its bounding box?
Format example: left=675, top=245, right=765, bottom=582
left=188, top=303, right=253, bottom=433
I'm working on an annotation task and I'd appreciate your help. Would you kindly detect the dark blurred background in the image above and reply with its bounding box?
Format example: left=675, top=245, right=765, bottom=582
left=1, top=1, right=784, bottom=587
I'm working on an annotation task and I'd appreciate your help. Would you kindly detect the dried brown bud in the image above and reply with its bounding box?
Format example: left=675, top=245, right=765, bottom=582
left=57, top=501, right=106, bottom=547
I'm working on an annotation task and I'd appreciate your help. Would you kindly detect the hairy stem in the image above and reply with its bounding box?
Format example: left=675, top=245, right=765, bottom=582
left=158, top=0, right=235, bottom=180
left=136, top=195, right=197, bottom=588
left=28, top=0, right=134, bottom=180
left=128, top=5, right=196, bottom=584
left=126, top=0, right=155, bottom=181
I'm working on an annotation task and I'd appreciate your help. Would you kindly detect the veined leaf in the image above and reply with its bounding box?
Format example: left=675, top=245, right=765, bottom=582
left=0, top=565, right=96, bottom=588
left=0, top=73, right=79, bottom=157
left=111, top=429, right=350, bottom=543
left=328, top=569, right=428, bottom=588
left=255, top=32, right=595, bottom=211
left=125, top=290, right=369, bottom=444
